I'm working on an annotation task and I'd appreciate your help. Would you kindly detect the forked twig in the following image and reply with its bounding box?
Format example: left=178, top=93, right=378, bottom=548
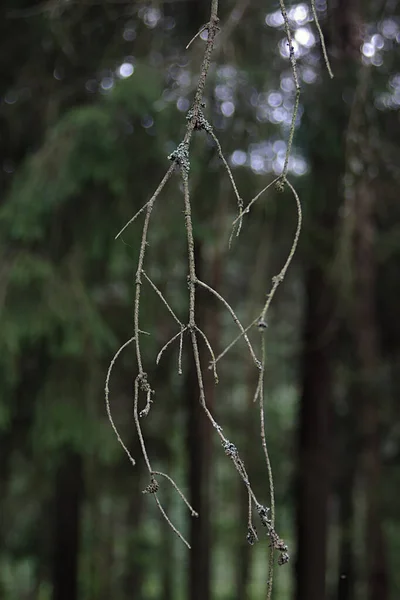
left=156, top=328, right=188, bottom=365
left=142, top=270, right=183, bottom=327
left=195, top=325, right=219, bottom=383
left=152, top=471, right=199, bottom=517
left=115, top=164, right=175, bottom=240
left=197, top=279, right=261, bottom=369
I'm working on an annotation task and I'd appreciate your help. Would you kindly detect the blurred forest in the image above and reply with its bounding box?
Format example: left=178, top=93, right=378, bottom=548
left=1, top=0, right=400, bottom=599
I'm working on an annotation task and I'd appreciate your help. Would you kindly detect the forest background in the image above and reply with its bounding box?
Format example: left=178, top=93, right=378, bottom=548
left=1, top=1, right=400, bottom=599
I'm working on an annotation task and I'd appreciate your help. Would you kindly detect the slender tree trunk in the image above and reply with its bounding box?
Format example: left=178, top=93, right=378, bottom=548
left=337, top=400, right=357, bottom=600
left=352, top=179, right=388, bottom=600
left=186, top=231, right=222, bottom=600
left=52, top=450, right=84, bottom=600
left=295, top=2, right=364, bottom=598
left=295, top=266, right=334, bottom=600
left=161, top=483, right=174, bottom=600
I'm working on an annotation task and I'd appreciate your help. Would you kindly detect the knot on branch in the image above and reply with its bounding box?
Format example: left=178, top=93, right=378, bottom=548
left=257, top=317, right=268, bottom=330
left=257, top=504, right=272, bottom=528
left=142, top=476, right=159, bottom=494
left=186, top=104, right=212, bottom=133
left=278, top=552, right=290, bottom=565
left=256, top=504, right=290, bottom=565
left=223, top=441, right=238, bottom=458
left=168, top=142, right=190, bottom=178
left=272, top=273, right=284, bottom=285
left=246, top=526, right=258, bottom=546
left=275, top=178, right=286, bottom=193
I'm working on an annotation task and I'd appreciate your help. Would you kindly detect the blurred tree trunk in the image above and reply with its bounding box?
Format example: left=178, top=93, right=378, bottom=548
left=161, top=483, right=174, bottom=600
left=52, top=450, right=83, bottom=600
left=186, top=234, right=221, bottom=600
left=352, top=178, right=388, bottom=600
left=295, top=266, right=334, bottom=600
left=295, top=1, right=363, bottom=598
left=337, top=395, right=357, bottom=600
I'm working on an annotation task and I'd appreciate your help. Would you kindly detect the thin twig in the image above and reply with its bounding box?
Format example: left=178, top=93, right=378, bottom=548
left=195, top=325, right=219, bottom=383
left=154, top=494, right=191, bottom=549
left=278, top=0, right=300, bottom=179
left=197, top=279, right=261, bottom=369
left=105, top=336, right=136, bottom=466
left=208, top=129, right=244, bottom=242
left=178, top=325, right=184, bottom=375
left=260, top=179, right=302, bottom=322
left=214, top=179, right=301, bottom=365
left=186, top=23, right=209, bottom=50
left=152, top=471, right=199, bottom=517
left=232, top=177, right=279, bottom=227
left=310, top=0, right=334, bottom=79
left=142, top=270, right=183, bottom=326
left=133, top=377, right=153, bottom=473
left=258, top=335, right=275, bottom=600
left=115, top=165, right=175, bottom=240
left=156, top=328, right=187, bottom=365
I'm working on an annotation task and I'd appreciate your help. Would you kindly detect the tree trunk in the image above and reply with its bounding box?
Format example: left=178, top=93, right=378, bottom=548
left=186, top=235, right=222, bottom=600
left=352, top=179, right=388, bottom=600
left=52, top=450, right=84, bottom=600
left=337, top=398, right=357, bottom=600
left=295, top=266, right=334, bottom=600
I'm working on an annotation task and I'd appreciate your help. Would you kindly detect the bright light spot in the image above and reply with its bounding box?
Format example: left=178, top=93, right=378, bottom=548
left=118, top=63, right=134, bottom=78
left=290, top=156, right=308, bottom=175
left=290, top=4, right=309, bottom=25
left=256, top=106, right=270, bottom=122
left=273, top=140, right=287, bottom=154
left=250, top=153, right=265, bottom=173
left=380, top=18, right=398, bottom=39
left=176, top=97, right=190, bottom=112
left=271, top=107, right=286, bottom=123
left=221, top=101, right=235, bottom=117
left=218, top=65, right=237, bottom=79
left=231, top=150, right=247, bottom=166
left=273, top=156, right=285, bottom=174
left=281, top=76, right=295, bottom=92
left=177, top=70, right=191, bottom=87
left=215, top=84, right=232, bottom=101
left=362, top=42, right=375, bottom=58
left=144, top=8, right=161, bottom=29
left=372, top=33, right=384, bottom=49
left=200, top=29, right=208, bottom=41
left=101, top=77, right=114, bottom=91
left=268, top=91, right=283, bottom=107
left=372, top=53, right=383, bottom=67
left=302, top=67, right=317, bottom=84
left=265, top=11, right=284, bottom=28
left=295, top=27, right=315, bottom=47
